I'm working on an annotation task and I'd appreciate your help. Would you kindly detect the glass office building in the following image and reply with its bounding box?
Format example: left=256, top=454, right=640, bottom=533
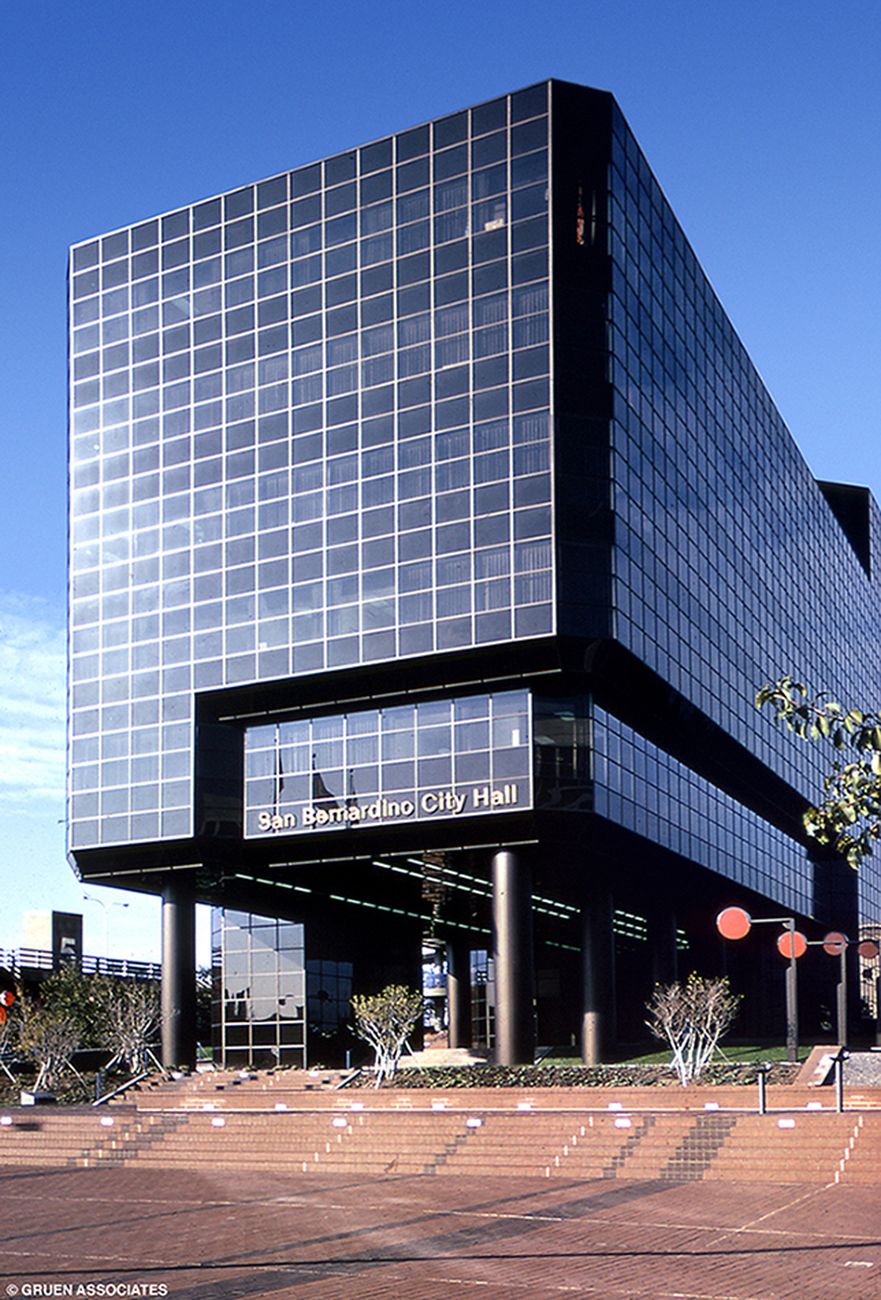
left=69, top=81, right=881, bottom=1067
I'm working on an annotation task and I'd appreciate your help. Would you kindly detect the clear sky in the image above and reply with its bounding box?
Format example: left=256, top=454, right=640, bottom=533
left=2, top=0, right=880, bottom=962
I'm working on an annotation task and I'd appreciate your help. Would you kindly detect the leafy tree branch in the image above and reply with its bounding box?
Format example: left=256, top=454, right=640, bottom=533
left=756, top=676, right=881, bottom=866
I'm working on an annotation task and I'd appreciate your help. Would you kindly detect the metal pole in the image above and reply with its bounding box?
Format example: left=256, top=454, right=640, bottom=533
left=837, top=947, right=847, bottom=1047
left=84, top=895, right=109, bottom=971
left=785, top=918, right=798, bottom=1063
left=757, top=1066, right=768, bottom=1115
left=834, top=1050, right=846, bottom=1113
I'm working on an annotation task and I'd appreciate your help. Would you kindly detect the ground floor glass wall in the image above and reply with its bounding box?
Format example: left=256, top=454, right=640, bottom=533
left=211, top=909, right=307, bottom=1068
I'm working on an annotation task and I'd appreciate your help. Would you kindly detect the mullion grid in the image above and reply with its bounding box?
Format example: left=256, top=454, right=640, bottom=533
left=68, top=260, right=105, bottom=845
left=88, top=242, right=115, bottom=837
left=422, top=125, right=438, bottom=651
left=68, top=89, right=552, bottom=849
left=544, top=83, right=557, bottom=638
left=161, top=211, right=195, bottom=834
left=432, top=116, right=471, bottom=651
left=101, top=237, right=136, bottom=843
left=504, top=91, right=515, bottom=645
left=445, top=111, right=478, bottom=648
left=74, top=99, right=552, bottom=679
left=222, top=189, right=254, bottom=682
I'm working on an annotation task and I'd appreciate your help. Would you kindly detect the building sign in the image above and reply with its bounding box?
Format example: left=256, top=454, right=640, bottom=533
left=244, top=691, right=532, bottom=838
left=256, top=782, right=522, bottom=833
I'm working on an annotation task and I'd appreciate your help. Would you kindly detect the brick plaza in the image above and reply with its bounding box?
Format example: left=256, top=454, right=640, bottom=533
left=2, top=1164, right=880, bottom=1299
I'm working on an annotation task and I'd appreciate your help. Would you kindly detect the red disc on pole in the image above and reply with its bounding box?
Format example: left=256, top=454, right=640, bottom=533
left=777, top=930, right=807, bottom=959
left=0, top=1006, right=6, bottom=1025
left=0, top=990, right=12, bottom=1008
left=717, top=907, right=752, bottom=940
left=822, top=931, right=849, bottom=957
left=858, top=940, right=880, bottom=960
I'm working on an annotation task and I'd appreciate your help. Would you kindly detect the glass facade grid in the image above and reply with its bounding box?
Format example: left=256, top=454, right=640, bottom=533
left=592, top=708, right=812, bottom=915
left=605, top=105, right=881, bottom=922
left=69, top=86, right=555, bottom=851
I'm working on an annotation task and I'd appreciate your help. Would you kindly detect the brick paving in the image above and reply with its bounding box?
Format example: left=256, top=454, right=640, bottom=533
left=1, top=1165, right=880, bottom=1299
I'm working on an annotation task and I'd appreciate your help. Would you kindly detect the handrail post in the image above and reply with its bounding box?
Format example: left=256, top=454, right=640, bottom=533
left=834, top=1047, right=848, bottom=1113
left=757, top=1063, right=769, bottom=1115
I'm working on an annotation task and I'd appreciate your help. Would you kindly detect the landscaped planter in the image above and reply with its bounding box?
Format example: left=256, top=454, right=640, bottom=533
left=345, top=1062, right=802, bottom=1089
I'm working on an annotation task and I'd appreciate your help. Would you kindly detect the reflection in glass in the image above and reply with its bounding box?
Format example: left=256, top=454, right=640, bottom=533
left=245, top=689, right=532, bottom=837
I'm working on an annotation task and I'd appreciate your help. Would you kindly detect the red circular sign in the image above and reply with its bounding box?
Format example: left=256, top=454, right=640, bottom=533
left=0, top=1006, right=6, bottom=1025
left=822, top=931, right=849, bottom=957
left=717, top=907, right=752, bottom=940
left=0, top=990, right=12, bottom=1008
left=858, top=940, right=880, bottom=960
left=777, top=930, right=807, bottom=959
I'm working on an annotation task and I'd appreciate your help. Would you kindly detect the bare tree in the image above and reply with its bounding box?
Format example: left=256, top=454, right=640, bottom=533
left=646, top=973, right=740, bottom=1085
left=351, top=984, right=423, bottom=1086
left=105, top=981, right=160, bottom=1074
left=17, top=993, right=82, bottom=1092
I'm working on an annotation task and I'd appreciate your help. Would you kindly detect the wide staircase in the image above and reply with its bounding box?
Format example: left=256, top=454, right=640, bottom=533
left=2, top=1069, right=880, bottom=1185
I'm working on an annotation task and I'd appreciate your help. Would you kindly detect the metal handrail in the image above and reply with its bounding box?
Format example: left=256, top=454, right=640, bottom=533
left=92, top=1071, right=152, bottom=1106
left=1, top=948, right=161, bottom=980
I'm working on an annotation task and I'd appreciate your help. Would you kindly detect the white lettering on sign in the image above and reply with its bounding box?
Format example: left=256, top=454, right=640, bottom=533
left=420, top=790, right=468, bottom=815
left=256, top=783, right=520, bottom=833
left=302, top=797, right=417, bottom=827
left=257, top=811, right=298, bottom=831
left=472, top=783, right=518, bottom=808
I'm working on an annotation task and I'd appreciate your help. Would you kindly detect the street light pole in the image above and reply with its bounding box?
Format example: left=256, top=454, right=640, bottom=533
left=82, top=894, right=128, bottom=971
left=721, top=909, right=857, bottom=1061
left=784, top=917, right=798, bottom=1064
left=83, top=894, right=108, bottom=970
left=717, top=908, right=801, bottom=1063
left=809, top=932, right=850, bottom=1047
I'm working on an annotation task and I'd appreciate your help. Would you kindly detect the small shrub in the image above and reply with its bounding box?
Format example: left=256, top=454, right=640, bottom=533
left=351, top=984, right=423, bottom=1086
left=646, top=973, right=741, bottom=1085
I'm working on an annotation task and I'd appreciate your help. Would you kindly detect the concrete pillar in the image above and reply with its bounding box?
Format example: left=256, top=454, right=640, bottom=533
left=648, top=904, right=678, bottom=989
left=582, top=876, right=615, bottom=1066
left=161, top=878, right=197, bottom=1069
left=446, top=939, right=473, bottom=1050
left=492, top=849, right=535, bottom=1064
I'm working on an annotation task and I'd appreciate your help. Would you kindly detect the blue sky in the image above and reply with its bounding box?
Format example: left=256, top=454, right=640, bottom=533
left=2, top=0, right=880, bottom=961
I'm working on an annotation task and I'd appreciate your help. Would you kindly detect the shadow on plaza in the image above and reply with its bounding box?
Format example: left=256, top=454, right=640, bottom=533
left=2, top=1177, right=879, bottom=1282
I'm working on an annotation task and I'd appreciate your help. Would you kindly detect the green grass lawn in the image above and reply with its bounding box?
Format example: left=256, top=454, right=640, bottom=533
left=537, top=1043, right=808, bottom=1068
left=619, top=1044, right=806, bottom=1065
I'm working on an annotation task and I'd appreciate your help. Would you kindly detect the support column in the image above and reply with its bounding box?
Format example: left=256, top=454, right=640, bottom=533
left=582, top=876, right=616, bottom=1066
left=161, top=878, right=197, bottom=1069
left=446, top=939, right=473, bottom=1050
left=492, top=850, right=535, bottom=1064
